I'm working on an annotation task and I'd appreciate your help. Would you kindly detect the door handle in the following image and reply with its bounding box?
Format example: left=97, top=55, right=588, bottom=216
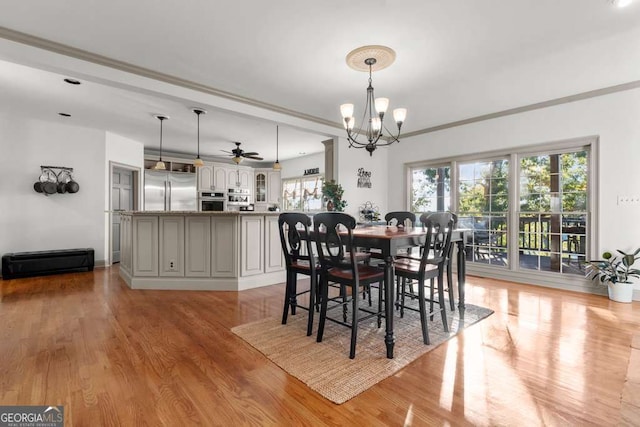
left=168, top=181, right=172, bottom=211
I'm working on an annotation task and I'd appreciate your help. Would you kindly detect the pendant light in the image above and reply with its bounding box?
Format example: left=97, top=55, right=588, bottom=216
left=192, top=108, right=206, bottom=167
left=273, top=125, right=282, bottom=171
left=153, top=115, right=169, bottom=170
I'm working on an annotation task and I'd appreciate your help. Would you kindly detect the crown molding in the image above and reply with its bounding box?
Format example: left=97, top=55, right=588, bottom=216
left=2, top=26, right=640, bottom=140
left=400, top=79, right=640, bottom=139
left=0, top=26, right=341, bottom=130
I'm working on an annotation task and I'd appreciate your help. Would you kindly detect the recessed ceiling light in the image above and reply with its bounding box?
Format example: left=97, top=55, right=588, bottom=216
left=610, top=0, right=633, bottom=7
left=58, top=113, right=71, bottom=117
left=299, top=152, right=306, bottom=155
left=63, top=78, right=81, bottom=85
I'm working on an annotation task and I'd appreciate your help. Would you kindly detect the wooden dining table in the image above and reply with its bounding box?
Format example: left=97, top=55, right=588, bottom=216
left=349, top=225, right=468, bottom=359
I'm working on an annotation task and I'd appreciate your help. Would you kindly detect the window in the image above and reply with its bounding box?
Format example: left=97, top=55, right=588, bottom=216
left=410, top=166, right=451, bottom=212
left=407, top=139, right=592, bottom=283
left=282, top=176, right=324, bottom=211
left=518, top=150, right=588, bottom=275
left=458, top=159, right=509, bottom=267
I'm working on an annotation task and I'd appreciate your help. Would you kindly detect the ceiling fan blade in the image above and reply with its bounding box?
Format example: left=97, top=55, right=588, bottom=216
left=245, top=156, right=264, bottom=160
left=221, top=150, right=234, bottom=154
left=242, top=152, right=259, bottom=156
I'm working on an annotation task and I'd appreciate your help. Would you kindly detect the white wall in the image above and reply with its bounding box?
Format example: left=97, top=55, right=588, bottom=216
left=0, top=114, right=107, bottom=263
left=336, top=138, right=389, bottom=219
left=280, top=152, right=324, bottom=179
left=387, top=87, right=640, bottom=291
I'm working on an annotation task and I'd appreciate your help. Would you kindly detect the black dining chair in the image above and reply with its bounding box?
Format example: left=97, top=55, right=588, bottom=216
left=393, top=213, right=454, bottom=344
left=424, top=212, right=458, bottom=310
left=313, top=212, right=385, bottom=359
left=278, top=212, right=318, bottom=336
left=380, top=211, right=417, bottom=306
left=396, top=211, right=458, bottom=310
left=384, top=211, right=416, bottom=228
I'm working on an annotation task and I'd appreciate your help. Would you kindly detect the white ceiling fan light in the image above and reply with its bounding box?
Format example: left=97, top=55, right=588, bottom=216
left=610, top=0, right=633, bottom=8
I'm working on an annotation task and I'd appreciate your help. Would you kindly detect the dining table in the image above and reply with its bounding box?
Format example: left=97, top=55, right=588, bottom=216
left=349, top=225, right=468, bottom=359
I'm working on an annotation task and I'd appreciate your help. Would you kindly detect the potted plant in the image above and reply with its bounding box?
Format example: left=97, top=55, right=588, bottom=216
left=321, top=180, right=347, bottom=212
left=586, top=248, right=640, bottom=303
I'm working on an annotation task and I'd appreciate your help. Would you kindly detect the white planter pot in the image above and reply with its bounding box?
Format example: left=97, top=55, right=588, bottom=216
left=607, top=282, right=634, bottom=303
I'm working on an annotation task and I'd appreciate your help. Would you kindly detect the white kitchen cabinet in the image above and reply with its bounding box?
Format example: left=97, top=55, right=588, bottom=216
left=120, top=213, right=132, bottom=273
left=185, top=216, right=211, bottom=277
left=120, top=212, right=285, bottom=290
left=254, top=169, right=281, bottom=210
left=212, top=163, right=228, bottom=191
left=240, top=215, right=264, bottom=277
left=197, top=164, right=214, bottom=191
left=266, top=170, right=281, bottom=205
left=212, top=216, right=238, bottom=277
left=255, top=171, right=267, bottom=203
left=132, top=215, right=158, bottom=276
left=227, top=167, right=253, bottom=191
left=264, top=215, right=284, bottom=273
left=241, top=168, right=253, bottom=191
left=159, top=216, right=184, bottom=277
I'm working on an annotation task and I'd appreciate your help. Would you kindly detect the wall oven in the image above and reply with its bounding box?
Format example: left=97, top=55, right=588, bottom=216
left=199, top=192, right=226, bottom=211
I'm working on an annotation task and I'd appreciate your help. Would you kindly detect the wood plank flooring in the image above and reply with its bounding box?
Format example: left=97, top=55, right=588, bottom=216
left=1, top=267, right=638, bottom=426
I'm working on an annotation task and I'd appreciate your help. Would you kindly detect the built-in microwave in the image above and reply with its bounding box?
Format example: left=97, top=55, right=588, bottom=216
left=199, top=192, right=226, bottom=211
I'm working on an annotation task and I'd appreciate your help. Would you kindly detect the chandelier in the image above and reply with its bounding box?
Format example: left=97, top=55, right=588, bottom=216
left=340, top=45, right=407, bottom=156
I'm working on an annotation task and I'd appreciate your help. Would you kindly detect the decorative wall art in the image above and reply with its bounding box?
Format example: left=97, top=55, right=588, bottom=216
left=357, top=168, right=372, bottom=188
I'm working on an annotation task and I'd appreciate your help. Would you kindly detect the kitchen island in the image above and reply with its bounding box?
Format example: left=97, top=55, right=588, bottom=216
left=119, top=211, right=284, bottom=291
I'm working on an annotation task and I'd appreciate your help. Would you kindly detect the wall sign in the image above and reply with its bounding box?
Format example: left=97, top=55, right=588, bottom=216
left=304, top=167, right=320, bottom=176
left=357, top=168, right=372, bottom=188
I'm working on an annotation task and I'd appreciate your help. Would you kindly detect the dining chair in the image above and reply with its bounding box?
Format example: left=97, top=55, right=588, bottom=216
left=384, top=211, right=416, bottom=228
left=424, top=211, right=458, bottom=310
left=382, top=211, right=417, bottom=306
left=396, top=211, right=458, bottom=310
left=393, top=213, right=454, bottom=344
left=278, top=212, right=318, bottom=336
left=313, top=212, right=385, bottom=359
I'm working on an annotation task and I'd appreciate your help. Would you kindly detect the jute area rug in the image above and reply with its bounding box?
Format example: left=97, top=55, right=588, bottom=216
left=232, top=297, right=493, bottom=404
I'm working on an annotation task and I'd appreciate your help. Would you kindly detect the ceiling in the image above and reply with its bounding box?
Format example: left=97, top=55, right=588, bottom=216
left=1, top=0, right=639, bottom=163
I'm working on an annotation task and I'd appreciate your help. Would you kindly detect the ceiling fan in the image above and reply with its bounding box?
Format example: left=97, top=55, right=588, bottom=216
left=222, top=142, right=263, bottom=164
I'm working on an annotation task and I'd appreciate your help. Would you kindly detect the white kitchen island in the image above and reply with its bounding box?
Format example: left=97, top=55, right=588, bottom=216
left=119, top=211, right=284, bottom=291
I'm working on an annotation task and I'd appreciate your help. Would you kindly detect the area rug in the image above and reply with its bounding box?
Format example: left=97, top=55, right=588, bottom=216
left=232, top=298, right=493, bottom=404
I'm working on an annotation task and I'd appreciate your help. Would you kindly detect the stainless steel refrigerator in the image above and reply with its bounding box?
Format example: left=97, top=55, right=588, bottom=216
left=144, top=170, right=197, bottom=211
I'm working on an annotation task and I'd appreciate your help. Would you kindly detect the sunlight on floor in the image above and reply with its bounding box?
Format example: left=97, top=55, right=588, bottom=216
left=403, top=403, right=413, bottom=427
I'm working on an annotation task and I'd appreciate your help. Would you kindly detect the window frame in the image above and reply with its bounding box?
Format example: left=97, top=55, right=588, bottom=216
left=281, top=175, right=325, bottom=212
left=404, top=136, right=598, bottom=292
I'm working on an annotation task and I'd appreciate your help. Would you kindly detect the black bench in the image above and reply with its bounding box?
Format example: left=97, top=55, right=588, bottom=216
left=2, top=248, right=94, bottom=279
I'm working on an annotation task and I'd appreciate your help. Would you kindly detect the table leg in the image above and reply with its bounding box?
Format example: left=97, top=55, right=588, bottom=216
left=457, top=240, right=466, bottom=309
left=384, top=255, right=395, bottom=359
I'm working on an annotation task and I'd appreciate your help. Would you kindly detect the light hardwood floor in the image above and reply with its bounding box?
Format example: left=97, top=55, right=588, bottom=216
left=1, top=267, right=638, bottom=426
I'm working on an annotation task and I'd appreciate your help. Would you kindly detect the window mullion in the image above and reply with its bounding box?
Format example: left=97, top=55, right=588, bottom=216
left=509, top=153, right=519, bottom=272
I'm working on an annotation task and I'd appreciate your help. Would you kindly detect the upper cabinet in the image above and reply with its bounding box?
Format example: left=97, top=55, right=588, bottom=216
left=197, top=164, right=214, bottom=191
left=227, top=167, right=253, bottom=191
left=166, top=158, right=259, bottom=194
left=267, top=171, right=281, bottom=205
left=255, top=169, right=281, bottom=208
left=255, top=172, right=267, bottom=203
left=213, top=164, right=228, bottom=191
